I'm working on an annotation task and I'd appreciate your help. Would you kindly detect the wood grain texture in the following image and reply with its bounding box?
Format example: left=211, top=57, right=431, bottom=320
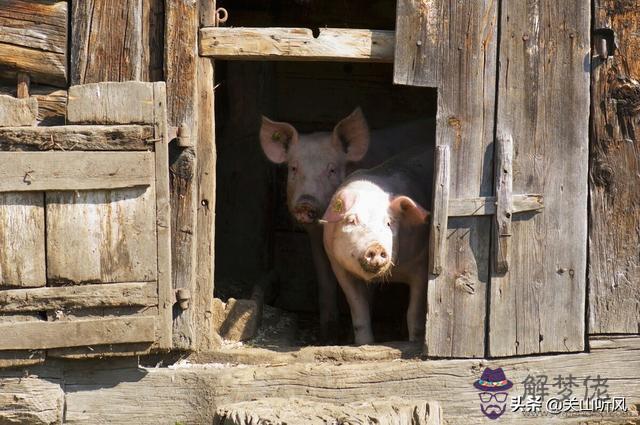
left=489, top=0, right=590, bottom=356
left=589, top=0, right=640, bottom=334
left=62, top=336, right=640, bottom=425
left=0, top=95, right=38, bottom=127
left=70, top=0, right=143, bottom=84
left=494, top=133, right=513, bottom=274
left=165, top=0, right=198, bottom=350
left=67, top=82, right=155, bottom=125
left=46, top=185, right=157, bottom=284
left=0, top=376, right=63, bottom=424
left=428, top=145, right=449, bottom=276
left=394, top=0, right=440, bottom=86
left=0, top=151, right=154, bottom=192
left=152, top=82, right=173, bottom=350
left=448, top=194, right=544, bottom=217
left=0, top=85, right=67, bottom=125
left=141, top=0, right=164, bottom=81
left=0, top=192, right=45, bottom=288
left=0, top=125, right=155, bottom=151
left=194, top=6, right=217, bottom=351
left=214, top=398, right=442, bottom=425
left=0, top=0, right=67, bottom=86
left=425, top=0, right=497, bottom=358
left=0, top=316, right=156, bottom=350
left=0, top=281, right=157, bottom=312
left=200, top=27, right=394, bottom=62
left=0, top=314, right=44, bottom=368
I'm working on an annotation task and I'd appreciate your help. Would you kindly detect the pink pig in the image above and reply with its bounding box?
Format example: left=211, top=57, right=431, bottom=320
left=260, top=108, right=433, bottom=342
left=322, top=148, right=432, bottom=345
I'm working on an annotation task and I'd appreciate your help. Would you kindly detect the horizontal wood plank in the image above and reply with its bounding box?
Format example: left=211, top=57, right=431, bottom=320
left=0, top=152, right=154, bottom=192
left=0, top=1, right=67, bottom=87
left=448, top=194, right=544, bottom=217
left=0, top=316, right=156, bottom=350
left=199, top=27, right=394, bottom=62
left=67, top=82, right=156, bottom=125
left=0, top=282, right=158, bottom=312
left=0, top=125, right=155, bottom=151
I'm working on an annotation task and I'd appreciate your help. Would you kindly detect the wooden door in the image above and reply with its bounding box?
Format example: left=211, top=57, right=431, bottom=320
left=0, top=82, right=171, bottom=366
left=394, top=0, right=590, bottom=357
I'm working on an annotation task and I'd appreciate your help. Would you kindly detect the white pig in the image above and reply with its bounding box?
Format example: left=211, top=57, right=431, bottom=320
left=260, top=108, right=433, bottom=342
left=322, top=148, right=432, bottom=345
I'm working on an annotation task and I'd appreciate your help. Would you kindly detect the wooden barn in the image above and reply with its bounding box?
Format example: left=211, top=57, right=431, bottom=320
left=0, top=0, right=638, bottom=423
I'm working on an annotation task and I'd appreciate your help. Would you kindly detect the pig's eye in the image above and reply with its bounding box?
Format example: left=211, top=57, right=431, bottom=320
left=290, top=165, right=298, bottom=174
left=327, top=163, right=336, bottom=175
left=345, top=214, right=358, bottom=225
left=386, top=220, right=391, bottom=228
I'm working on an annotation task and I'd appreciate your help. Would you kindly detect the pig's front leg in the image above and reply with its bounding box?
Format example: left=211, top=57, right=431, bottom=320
left=406, top=279, right=427, bottom=342
left=327, top=257, right=374, bottom=345
left=306, top=225, right=340, bottom=343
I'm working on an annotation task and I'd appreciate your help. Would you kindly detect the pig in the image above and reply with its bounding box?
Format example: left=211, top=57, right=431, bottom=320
left=321, top=147, right=433, bottom=345
left=260, top=108, right=433, bottom=342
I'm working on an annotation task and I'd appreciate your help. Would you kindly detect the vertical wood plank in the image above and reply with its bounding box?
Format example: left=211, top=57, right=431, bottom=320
left=194, top=0, right=218, bottom=350
left=0, top=193, right=45, bottom=288
left=71, top=0, right=143, bottom=84
left=393, top=0, right=441, bottom=87
left=489, top=0, right=590, bottom=356
left=46, top=187, right=158, bottom=285
left=153, top=82, right=173, bottom=350
left=589, top=0, right=640, bottom=334
left=165, top=0, right=199, bottom=350
left=142, top=0, right=164, bottom=81
left=494, top=133, right=513, bottom=274
left=428, top=145, right=450, bottom=276
left=425, top=1, right=498, bottom=358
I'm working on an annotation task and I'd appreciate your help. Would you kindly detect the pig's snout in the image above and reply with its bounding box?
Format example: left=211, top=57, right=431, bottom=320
left=359, top=243, right=390, bottom=274
left=292, top=197, right=319, bottom=224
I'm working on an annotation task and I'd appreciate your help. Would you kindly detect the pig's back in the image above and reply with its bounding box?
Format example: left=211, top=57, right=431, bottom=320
left=345, top=146, right=434, bottom=208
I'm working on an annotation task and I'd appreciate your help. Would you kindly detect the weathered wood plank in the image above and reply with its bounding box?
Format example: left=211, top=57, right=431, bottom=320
left=46, top=185, right=157, bottom=284
left=0, top=192, right=45, bottom=288
left=141, top=0, right=164, bottom=82
left=0, top=316, right=156, bottom=350
left=0, top=376, right=63, bottom=423
left=0, top=125, right=155, bottom=151
left=448, top=194, right=544, bottom=217
left=589, top=0, right=640, bottom=334
left=428, top=145, right=449, bottom=276
left=214, top=398, right=442, bottom=425
left=0, top=95, right=37, bottom=127
left=152, top=82, right=173, bottom=350
left=67, top=82, right=155, bottom=125
left=199, top=27, right=395, bottom=63
left=70, top=0, right=143, bottom=84
left=425, top=0, right=497, bottom=358
left=166, top=0, right=198, bottom=350
left=0, top=85, right=67, bottom=125
left=394, top=0, right=440, bottom=86
left=0, top=281, right=157, bottom=312
left=489, top=0, right=590, bottom=356
left=494, top=133, right=513, bottom=273
left=0, top=314, right=44, bottom=368
left=0, top=0, right=67, bottom=87
left=62, top=336, right=640, bottom=425
left=0, top=151, right=154, bottom=192
left=47, top=342, right=153, bottom=359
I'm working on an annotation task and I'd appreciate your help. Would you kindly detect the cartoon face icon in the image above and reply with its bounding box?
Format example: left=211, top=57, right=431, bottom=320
left=473, top=368, right=513, bottom=420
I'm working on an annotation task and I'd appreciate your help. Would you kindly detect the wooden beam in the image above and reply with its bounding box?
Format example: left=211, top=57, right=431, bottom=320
left=199, top=27, right=394, bottom=62
left=0, top=0, right=67, bottom=87
left=0, top=95, right=37, bottom=127
left=589, top=0, right=640, bottom=334
left=0, top=125, right=155, bottom=151
left=394, top=0, right=440, bottom=86
left=448, top=194, right=543, bottom=217
left=67, top=82, right=156, bottom=125
left=0, top=316, right=156, bottom=350
left=0, top=282, right=157, bottom=313
left=166, top=0, right=199, bottom=350
left=428, top=145, right=450, bottom=276
left=0, top=152, right=154, bottom=192
left=493, top=133, right=513, bottom=273
left=0, top=85, right=67, bottom=125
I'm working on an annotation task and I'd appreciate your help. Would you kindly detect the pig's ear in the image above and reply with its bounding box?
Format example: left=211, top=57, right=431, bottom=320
left=260, top=116, right=298, bottom=164
left=322, top=190, right=357, bottom=223
left=332, top=107, right=370, bottom=162
left=390, top=196, right=431, bottom=226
